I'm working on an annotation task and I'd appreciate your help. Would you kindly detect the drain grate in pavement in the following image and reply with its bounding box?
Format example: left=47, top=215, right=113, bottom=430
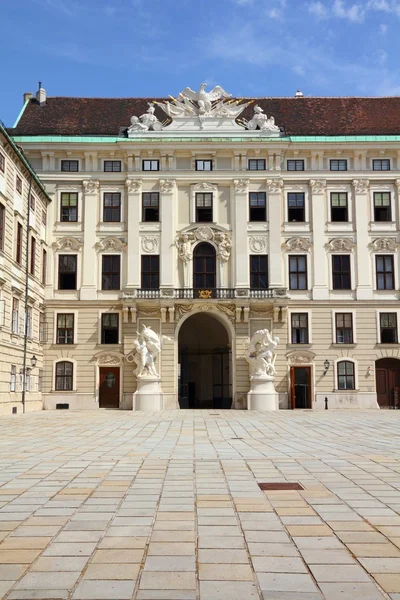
left=258, top=482, right=304, bottom=491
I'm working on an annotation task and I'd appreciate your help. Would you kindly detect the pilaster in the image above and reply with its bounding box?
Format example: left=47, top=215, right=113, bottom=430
left=80, top=180, right=99, bottom=300
left=233, top=179, right=250, bottom=287
left=125, top=178, right=142, bottom=289
left=310, top=179, right=329, bottom=299
left=159, top=179, right=176, bottom=288
left=353, top=179, right=372, bottom=299
left=266, top=179, right=284, bottom=288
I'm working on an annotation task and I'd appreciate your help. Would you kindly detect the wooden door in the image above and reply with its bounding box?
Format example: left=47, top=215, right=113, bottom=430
left=290, top=366, right=311, bottom=409
left=376, top=359, right=400, bottom=408
left=99, top=367, right=120, bottom=408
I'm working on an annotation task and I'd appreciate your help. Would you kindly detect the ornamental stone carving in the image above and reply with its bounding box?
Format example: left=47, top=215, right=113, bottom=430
left=217, top=233, right=232, bottom=262
left=369, top=237, right=399, bottom=252
left=95, top=237, right=126, bottom=252
left=159, top=179, right=176, bottom=193
left=125, top=179, right=142, bottom=193
left=395, top=179, right=400, bottom=189
left=52, top=237, right=83, bottom=252
left=246, top=329, right=279, bottom=378
left=141, top=236, right=159, bottom=253
left=175, top=227, right=232, bottom=263
left=287, top=352, right=315, bottom=365
left=326, top=238, right=356, bottom=252
left=97, top=354, right=122, bottom=366
left=309, top=179, right=327, bottom=194
left=193, top=182, right=217, bottom=193
left=283, top=237, right=312, bottom=252
left=266, top=179, right=284, bottom=194
left=352, top=179, right=369, bottom=194
left=216, top=304, right=236, bottom=323
left=242, top=105, right=280, bottom=134
left=195, top=226, right=214, bottom=241
left=249, top=236, right=267, bottom=253
left=128, top=103, right=163, bottom=134
left=233, top=179, right=250, bottom=193
left=82, top=180, right=100, bottom=194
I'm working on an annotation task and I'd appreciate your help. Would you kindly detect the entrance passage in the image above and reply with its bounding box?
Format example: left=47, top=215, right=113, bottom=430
left=99, top=367, right=120, bottom=408
left=290, top=366, right=311, bottom=409
left=178, top=313, right=232, bottom=409
left=376, top=358, right=400, bottom=408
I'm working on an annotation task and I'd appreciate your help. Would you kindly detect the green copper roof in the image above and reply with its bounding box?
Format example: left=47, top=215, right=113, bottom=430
left=13, top=99, right=29, bottom=129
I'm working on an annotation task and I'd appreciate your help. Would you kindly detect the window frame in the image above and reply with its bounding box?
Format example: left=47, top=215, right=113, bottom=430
left=30, top=236, right=36, bottom=276
left=332, top=254, right=352, bottom=290
left=336, top=360, right=356, bottom=390
left=55, top=360, right=74, bottom=391
left=373, top=192, right=392, bottom=222
left=287, top=159, right=304, bottom=171
left=195, top=159, right=213, bottom=171
left=248, top=159, right=266, bottom=171
left=288, top=255, right=308, bottom=290
left=142, top=159, right=159, bottom=171
left=141, top=255, right=160, bottom=290
left=378, top=311, right=399, bottom=344
left=16, top=222, right=23, bottom=264
left=287, top=192, right=305, bottom=223
left=58, top=254, right=78, bottom=290
left=12, top=298, right=19, bottom=335
left=334, top=312, right=354, bottom=344
left=290, top=312, right=309, bottom=344
left=42, top=249, right=47, bottom=285
left=373, top=158, right=390, bottom=171
left=101, top=255, right=121, bottom=291
left=56, top=313, right=75, bottom=345
left=330, top=192, right=349, bottom=222
left=0, top=152, right=5, bottom=174
left=60, top=192, right=78, bottom=223
left=195, top=192, right=213, bottom=223
left=16, top=175, right=22, bottom=195
left=142, top=192, right=159, bottom=222
left=103, top=192, right=121, bottom=223
left=104, top=160, right=122, bottom=172
left=250, top=255, right=268, bottom=289
left=0, top=203, right=5, bottom=251
left=10, top=365, right=16, bottom=393
left=61, top=160, right=79, bottom=172
left=29, top=194, right=35, bottom=212
left=330, top=159, right=347, bottom=171
left=376, top=255, right=395, bottom=290
left=249, top=192, right=266, bottom=222
left=101, top=313, right=120, bottom=344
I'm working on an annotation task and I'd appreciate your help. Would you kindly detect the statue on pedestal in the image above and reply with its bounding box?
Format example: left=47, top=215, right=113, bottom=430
left=246, top=329, right=279, bottom=378
left=128, top=325, right=170, bottom=378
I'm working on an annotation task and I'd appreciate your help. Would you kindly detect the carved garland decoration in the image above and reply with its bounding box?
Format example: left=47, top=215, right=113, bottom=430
left=52, top=237, right=83, bottom=252
left=369, top=237, right=399, bottom=252
left=141, top=236, right=159, bottom=253
left=94, top=237, right=127, bottom=252
left=326, top=238, right=356, bottom=252
left=287, top=351, right=316, bottom=365
left=266, top=179, right=284, bottom=193
left=352, top=179, right=369, bottom=194
left=282, top=237, right=312, bottom=252
left=249, top=236, right=267, bottom=253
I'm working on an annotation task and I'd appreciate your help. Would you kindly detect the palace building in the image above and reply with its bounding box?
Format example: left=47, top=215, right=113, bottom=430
left=5, top=83, right=400, bottom=412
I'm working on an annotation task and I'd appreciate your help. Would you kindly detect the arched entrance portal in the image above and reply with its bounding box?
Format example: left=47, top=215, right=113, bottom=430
left=376, top=358, right=400, bottom=408
left=178, top=312, right=232, bottom=409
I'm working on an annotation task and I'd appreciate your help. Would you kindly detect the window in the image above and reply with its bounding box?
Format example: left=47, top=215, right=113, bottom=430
left=60, top=192, right=78, bottom=222
left=38, top=369, right=43, bottom=393
left=248, top=159, right=266, bottom=171
left=287, top=160, right=304, bottom=171
left=287, top=193, right=305, bottom=222
left=55, top=361, right=73, bottom=391
left=193, top=243, right=216, bottom=290
left=103, top=193, right=121, bottom=222
left=12, top=298, right=19, bottom=334
left=61, top=160, right=79, bottom=172
left=101, top=314, right=119, bottom=344
left=249, top=192, right=266, bottom=222
left=39, top=312, right=47, bottom=342
left=104, top=160, right=121, bottom=172
left=331, top=193, right=348, bottom=222
left=380, top=313, right=398, bottom=343
left=56, top=314, right=74, bottom=344
left=29, top=194, right=35, bottom=212
left=42, top=249, right=47, bottom=285
left=102, top=255, right=120, bottom=290
left=330, top=159, right=347, bottom=171
left=141, top=255, right=160, bottom=289
left=16, top=176, right=22, bottom=194
left=376, top=255, right=394, bottom=290
left=0, top=153, right=4, bottom=173
left=10, top=365, right=16, bottom=392
left=142, top=192, right=159, bottom=222
left=250, top=255, right=268, bottom=289
left=16, top=222, right=23, bottom=264
left=335, top=313, right=353, bottom=344
left=195, top=159, right=212, bottom=171
left=373, top=159, right=390, bottom=171
left=30, top=237, right=36, bottom=276
left=26, top=307, right=33, bottom=339
left=58, top=255, right=77, bottom=290
left=374, top=192, right=392, bottom=222
left=41, top=209, right=47, bottom=226
left=142, top=160, right=159, bottom=171
left=289, top=255, right=307, bottom=290
left=195, top=193, right=213, bottom=222
left=332, top=255, right=351, bottom=290
left=291, top=313, right=309, bottom=344
left=0, top=203, right=5, bottom=251
left=337, top=361, right=355, bottom=390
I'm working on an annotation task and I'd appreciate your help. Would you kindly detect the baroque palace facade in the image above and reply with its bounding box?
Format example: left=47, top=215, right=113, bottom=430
left=4, top=83, right=400, bottom=411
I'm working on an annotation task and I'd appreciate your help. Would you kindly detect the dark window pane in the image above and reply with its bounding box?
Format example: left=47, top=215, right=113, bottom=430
left=141, top=255, right=159, bottom=289
left=248, top=159, right=266, bottom=171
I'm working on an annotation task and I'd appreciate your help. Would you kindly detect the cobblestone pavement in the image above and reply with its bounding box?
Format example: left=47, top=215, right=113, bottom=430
left=0, top=410, right=399, bottom=598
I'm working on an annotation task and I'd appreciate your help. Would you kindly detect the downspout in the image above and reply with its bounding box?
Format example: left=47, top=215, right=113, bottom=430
left=21, top=175, right=32, bottom=414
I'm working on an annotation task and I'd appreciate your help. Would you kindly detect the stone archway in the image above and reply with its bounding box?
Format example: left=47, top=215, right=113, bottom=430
left=376, top=358, right=400, bottom=408
left=178, top=312, right=232, bottom=409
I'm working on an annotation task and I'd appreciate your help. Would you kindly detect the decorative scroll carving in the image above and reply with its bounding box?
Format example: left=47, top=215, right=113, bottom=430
left=369, top=237, right=399, bottom=252
left=159, top=179, right=176, bottom=193
left=95, top=237, right=126, bottom=252
left=82, top=180, right=100, bottom=194
left=233, top=179, right=250, bottom=193
left=249, top=236, right=267, bottom=253
left=282, top=237, right=312, bottom=252
left=352, top=179, right=370, bottom=194
left=216, top=303, right=236, bottom=323
left=287, top=351, right=315, bottom=365
left=52, top=237, right=83, bottom=252
left=125, top=179, right=142, bottom=193
left=141, top=236, right=159, bottom=253
left=326, top=238, right=355, bottom=252
left=193, top=182, right=217, bottom=192
left=266, top=179, right=284, bottom=193
left=309, top=179, right=327, bottom=193
left=97, top=354, right=122, bottom=366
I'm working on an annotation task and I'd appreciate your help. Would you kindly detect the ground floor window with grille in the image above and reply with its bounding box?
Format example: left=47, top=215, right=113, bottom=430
left=101, top=314, right=119, bottom=344
left=380, top=313, right=398, bottom=343
left=55, top=361, right=73, bottom=391
left=291, top=313, right=309, bottom=344
left=337, top=360, right=355, bottom=390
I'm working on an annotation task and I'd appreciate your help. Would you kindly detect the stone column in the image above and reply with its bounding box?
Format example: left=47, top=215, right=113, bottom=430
left=233, top=179, right=250, bottom=288
left=310, top=179, right=329, bottom=300
left=80, top=180, right=99, bottom=300
left=125, top=179, right=142, bottom=290
left=266, top=179, right=284, bottom=288
left=353, top=179, right=372, bottom=299
left=159, top=179, right=176, bottom=290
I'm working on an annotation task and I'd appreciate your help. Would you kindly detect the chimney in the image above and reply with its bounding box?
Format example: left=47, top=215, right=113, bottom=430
left=23, top=92, right=33, bottom=104
left=36, top=82, right=46, bottom=105
left=295, top=89, right=304, bottom=98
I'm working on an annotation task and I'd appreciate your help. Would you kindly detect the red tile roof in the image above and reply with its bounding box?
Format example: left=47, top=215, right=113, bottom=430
left=10, top=96, right=400, bottom=137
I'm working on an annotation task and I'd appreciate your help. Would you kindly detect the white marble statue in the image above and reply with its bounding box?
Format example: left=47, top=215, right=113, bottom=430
left=244, top=105, right=280, bottom=133
left=217, top=233, right=232, bottom=263
left=175, top=233, right=193, bottom=265
left=246, top=329, right=279, bottom=378
left=180, top=83, right=232, bottom=115
left=130, top=325, right=170, bottom=378
left=128, top=103, right=163, bottom=133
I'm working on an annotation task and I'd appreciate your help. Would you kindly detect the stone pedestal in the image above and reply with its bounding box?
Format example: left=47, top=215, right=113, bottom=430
left=247, top=376, right=279, bottom=411
left=133, top=376, right=164, bottom=411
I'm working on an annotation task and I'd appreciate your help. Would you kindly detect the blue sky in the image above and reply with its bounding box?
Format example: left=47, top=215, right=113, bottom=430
left=2, top=0, right=400, bottom=126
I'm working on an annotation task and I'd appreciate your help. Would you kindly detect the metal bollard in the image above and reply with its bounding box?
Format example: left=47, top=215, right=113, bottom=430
left=325, top=397, right=328, bottom=410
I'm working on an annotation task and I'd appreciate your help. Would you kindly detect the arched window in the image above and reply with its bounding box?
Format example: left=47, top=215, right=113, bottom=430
left=55, top=361, right=73, bottom=391
left=193, top=243, right=216, bottom=290
left=337, top=360, right=355, bottom=390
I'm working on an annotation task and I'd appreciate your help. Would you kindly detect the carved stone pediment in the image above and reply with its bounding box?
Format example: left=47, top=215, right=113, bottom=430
left=309, top=179, right=327, bottom=194
left=193, top=182, right=217, bottom=192
left=352, top=179, right=369, bottom=194
left=175, top=226, right=232, bottom=263
left=249, top=236, right=267, bottom=253
left=369, top=237, right=399, bottom=252
left=94, top=351, right=124, bottom=366
left=125, top=178, right=142, bottom=193
left=266, top=179, right=284, bottom=194
left=287, top=351, right=316, bottom=364
left=141, top=236, right=159, bottom=253
left=95, top=237, right=126, bottom=252
left=159, top=179, right=176, bottom=193
left=326, top=238, right=355, bottom=252
left=283, top=237, right=312, bottom=252
left=233, top=179, right=249, bottom=193
left=83, top=180, right=100, bottom=194
left=52, top=237, right=83, bottom=252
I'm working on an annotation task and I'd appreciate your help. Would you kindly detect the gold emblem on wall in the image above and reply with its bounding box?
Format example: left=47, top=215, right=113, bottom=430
left=198, top=289, right=212, bottom=299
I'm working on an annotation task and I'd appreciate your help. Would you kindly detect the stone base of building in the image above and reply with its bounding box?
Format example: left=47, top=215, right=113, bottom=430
left=0, top=400, right=43, bottom=415
left=43, top=394, right=98, bottom=410
left=314, top=393, right=380, bottom=410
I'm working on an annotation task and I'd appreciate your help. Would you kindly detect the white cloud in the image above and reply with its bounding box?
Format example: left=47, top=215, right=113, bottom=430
left=332, top=0, right=365, bottom=22
left=292, top=65, right=306, bottom=76
left=375, top=48, right=388, bottom=65
left=379, top=23, right=388, bottom=32
left=308, top=1, right=328, bottom=18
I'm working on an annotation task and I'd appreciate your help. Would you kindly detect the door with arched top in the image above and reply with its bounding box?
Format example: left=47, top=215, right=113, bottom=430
left=193, top=243, right=216, bottom=295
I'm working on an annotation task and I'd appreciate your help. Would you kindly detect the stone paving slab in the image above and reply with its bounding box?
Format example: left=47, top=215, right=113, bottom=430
left=0, top=409, right=400, bottom=598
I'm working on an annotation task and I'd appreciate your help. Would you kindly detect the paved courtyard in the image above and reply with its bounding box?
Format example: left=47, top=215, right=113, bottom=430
left=0, top=411, right=399, bottom=599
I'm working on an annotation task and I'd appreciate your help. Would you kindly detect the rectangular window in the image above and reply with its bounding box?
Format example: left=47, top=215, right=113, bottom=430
left=29, top=194, right=35, bottom=212
left=376, top=255, right=394, bottom=290
left=0, top=153, right=5, bottom=173
left=289, top=255, right=307, bottom=290
left=102, top=255, right=121, bottom=290
left=101, top=314, right=119, bottom=344
left=41, top=209, right=47, bottom=226
left=30, top=237, right=36, bottom=276
left=195, top=159, right=212, bottom=171
left=287, top=193, right=305, bottom=222
left=56, top=314, right=74, bottom=344
left=38, top=369, right=43, bottom=393
left=55, top=361, right=73, bottom=391
left=0, top=203, right=5, bottom=251
left=248, top=159, right=266, bottom=171
left=249, top=192, right=266, bottom=222
left=373, top=159, right=390, bottom=171
left=10, top=365, right=16, bottom=392
left=58, top=255, right=77, bottom=290
left=16, top=222, right=23, bottom=264
left=12, top=298, right=19, bottom=334
left=142, top=160, right=159, bottom=171
left=196, top=193, right=213, bottom=222
left=374, top=192, right=392, bottom=222
left=104, top=160, right=121, bottom=172
left=287, top=160, right=304, bottom=171
left=332, top=255, right=351, bottom=290
left=103, top=193, right=121, bottom=222
left=335, top=313, right=353, bottom=344
left=26, top=307, right=33, bottom=339
left=331, top=192, right=348, bottom=222
left=330, top=159, right=347, bottom=171
left=141, top=255, right=160, bottom=289
left=250, top=255, right=268, bottom=289
left=39, top=312, right=46, bottom=342
left=16, top=176, right=22, bottom=194
left=60, top=192, right=78, bottom=222
left=42, top=249, right=47, bottom=285
left=142, top=192, right=159, bottom=222
left=291, top=313, right=309, bottom=344
left=380, top=313, right=398, bottom=343
left=61, top=160, right=79, bottom=172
